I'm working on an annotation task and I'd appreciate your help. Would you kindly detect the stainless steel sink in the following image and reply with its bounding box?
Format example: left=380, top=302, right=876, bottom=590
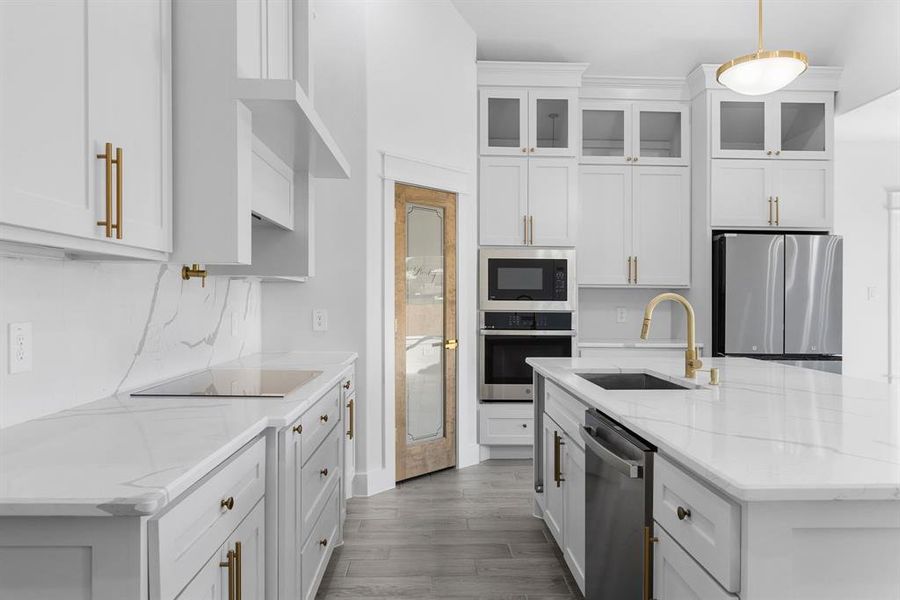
left=576, top=372, right=694, bottom=391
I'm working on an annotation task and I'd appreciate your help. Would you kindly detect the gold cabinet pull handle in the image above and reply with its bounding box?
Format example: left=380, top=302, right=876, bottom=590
left=627, top=256, right=633, bottom=284
left=768, top=196, right=773, bottom=225
left=292, top=423, right=303, bottom=435
left=553, top=430, right=565, bottom=486
left=234, top=542, right=242, bottom=600
left=523, top=215, right=528, bottom=245
left=529, top=215, right=534, bottom=245
left=775, top=196, right=780, bottom=225
left=643, top=526, right=659, bottom=600
left=114, top=146, right=123, bottom=239
left=221, top=496, right=235, bottom=510
left=320, top=414, right=328, bottom=423
left=633, top=256, right=638, bottom=284
left=96, top=142, right=114, bottom=238
left=774, top=150, right=781, bottom=156
left=766, top=150, right=773, bottom=156
left=347, top=398, right=355, bottom=439
left=219, top=549, right=235, bottom=600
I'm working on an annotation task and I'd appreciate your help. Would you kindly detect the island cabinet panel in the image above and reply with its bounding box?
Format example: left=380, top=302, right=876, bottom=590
left=150, top=437, right=267, bottom=600
left=562, top=439, right=586, bottom=593
left=342, top=367, right=357, bottom=501
left=654, top=527, right=736, bottom=600
left=653, top=455, right=741, bottom=594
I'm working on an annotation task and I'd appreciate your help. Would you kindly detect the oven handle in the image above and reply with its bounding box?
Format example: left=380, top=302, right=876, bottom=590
left=580, top=426, right=644, bottom=479
left=480, top=329, right=577, bottom=337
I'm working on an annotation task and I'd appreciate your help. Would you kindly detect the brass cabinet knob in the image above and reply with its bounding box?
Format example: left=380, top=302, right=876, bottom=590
left=320, top=414, right=329, bottom=423
left=292, top=424, right=302, bottom=434
left=626, top=156, right=632, bottom=162
left=221, top=496, right=235, bottom=511
left=320, top=467, right=329, bottom=477
left=632, top=156, right=639, bottom=162
left=343, top=380, right=351, bottom=390
left=767, top=150, right=773, bottom=156
left=529, top=147, right=536, bottom=153
left=677, top=506, right=692, bottom=520
left=521, top=147, right=527, bottom=153
left=319, top=538, right=328, bottom=547
left=521, top=423, right=527, bottom=428
left=775, top=150, right=781, bottom=156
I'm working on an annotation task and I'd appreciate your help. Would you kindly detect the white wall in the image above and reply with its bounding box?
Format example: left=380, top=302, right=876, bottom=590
left=578, top=288, right=675, bottom=341
left=364, top=0, right=477, bottom=493
left=833, top=140, right=900, bottom=381
left=0, top=257, right=260, bottom=428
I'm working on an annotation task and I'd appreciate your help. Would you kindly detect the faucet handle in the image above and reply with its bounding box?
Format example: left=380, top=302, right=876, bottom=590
left=696, top=367, right=719, bottom=385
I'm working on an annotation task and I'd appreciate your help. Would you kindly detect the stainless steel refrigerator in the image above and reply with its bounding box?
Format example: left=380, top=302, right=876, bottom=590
left=712, top=233, right=842, bottom=370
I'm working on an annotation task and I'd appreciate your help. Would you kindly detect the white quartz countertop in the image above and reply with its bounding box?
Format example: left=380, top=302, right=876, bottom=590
left=0, top=351, right=357, bottom=517
left=527, top=356, right=900, bottom=502
left=578, top=339, right=704, bottom=349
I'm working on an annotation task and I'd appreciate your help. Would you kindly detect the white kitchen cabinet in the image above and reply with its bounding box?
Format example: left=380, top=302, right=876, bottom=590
left=711, top=90, right=833, bottom=160
left=542, top=413, right=565, bottom=545
left=480, top=88, right=578, bottom=157
left=578, top=165, right=690, bottom=287
left=0, top=0, right=171, bottom=259
left=711, top=160, right=831, bottom=229
left=480, top=157, right=576, bottom=247
left=562, top=438, right=586, bottom=592
left=175, top=548, right=226, bottom=600
left=654, top=527, right=736, bottom=600
left=342, top=370, right=356, bottom=501
left=479, top=402, right=534, bottom=446
left=582, top=101, right=689, bottom=166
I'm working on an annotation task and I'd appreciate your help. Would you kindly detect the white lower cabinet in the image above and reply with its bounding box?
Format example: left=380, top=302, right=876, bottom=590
left=479, top=402, right=534, bottom=446
left=654, top=527, right=736, bottom=600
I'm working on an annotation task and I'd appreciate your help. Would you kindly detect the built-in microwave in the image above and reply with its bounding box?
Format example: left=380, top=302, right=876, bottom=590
left=479, top=248, right=575, bottom=311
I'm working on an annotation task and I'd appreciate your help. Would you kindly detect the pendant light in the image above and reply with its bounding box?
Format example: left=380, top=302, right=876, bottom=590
left=716, top=0, right=808, bottom=96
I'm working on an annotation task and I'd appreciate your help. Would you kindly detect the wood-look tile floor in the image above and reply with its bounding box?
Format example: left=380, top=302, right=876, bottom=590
left=317, top=459, right=584, bottom=600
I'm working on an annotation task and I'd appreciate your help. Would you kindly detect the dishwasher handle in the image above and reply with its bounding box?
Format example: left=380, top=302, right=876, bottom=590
left=580, top=426, right=644, bottom=479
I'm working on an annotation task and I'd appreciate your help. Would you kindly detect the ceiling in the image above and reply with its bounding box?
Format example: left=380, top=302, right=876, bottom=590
left=835, top=89, right=900, bottom=141
left=451, top=0, right=880, bottom=79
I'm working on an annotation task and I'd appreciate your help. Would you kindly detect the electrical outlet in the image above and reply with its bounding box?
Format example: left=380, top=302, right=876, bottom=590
left=312, top=309, right=328, bottom=332
left=616, top=307, right=627, bottom=323
left=8, top=322, right=32, bottom=374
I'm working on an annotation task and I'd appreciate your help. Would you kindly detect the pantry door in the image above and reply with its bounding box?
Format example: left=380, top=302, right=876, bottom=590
left=394, top=183, right=457, bottom=481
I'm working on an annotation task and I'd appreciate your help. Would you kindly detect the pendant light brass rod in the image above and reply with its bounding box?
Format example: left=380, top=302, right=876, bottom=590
left=757, top=0, right=763, bottom=51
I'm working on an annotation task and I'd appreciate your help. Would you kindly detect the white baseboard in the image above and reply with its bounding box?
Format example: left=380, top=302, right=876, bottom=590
left=458, top=442, right=481, bottom=469
left=353, top=468, right=395, bottom=497
left=479, top=445, right=534, bottom=460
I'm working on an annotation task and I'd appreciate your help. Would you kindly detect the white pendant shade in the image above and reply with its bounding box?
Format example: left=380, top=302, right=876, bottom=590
left=717, top=50, right=808, bottom=96
left=717, top=0, right=808, bottom=96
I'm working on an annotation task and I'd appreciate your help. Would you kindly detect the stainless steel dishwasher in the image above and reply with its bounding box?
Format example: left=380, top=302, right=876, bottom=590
left=581, top=408, right=656, bottom=600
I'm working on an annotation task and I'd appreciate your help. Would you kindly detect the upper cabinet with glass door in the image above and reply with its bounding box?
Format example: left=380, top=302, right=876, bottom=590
left=711, top=90, right=833, bottom=160
left=581, top=101, right=689, bottom=166
left=480, top=88, right=578, bottom=157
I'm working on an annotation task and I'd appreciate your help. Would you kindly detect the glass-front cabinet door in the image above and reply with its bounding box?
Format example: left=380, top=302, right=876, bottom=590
left=480, top=88, right=528, bottom=155
left=581, top=101, right=631, bottom=165
left=775, top=92, right=833, bottom=160
left=528, top=89, right=577, bottom=157
left=634, top=103, right=689, bottom=166
left=712, top=91, right=833, bottom=159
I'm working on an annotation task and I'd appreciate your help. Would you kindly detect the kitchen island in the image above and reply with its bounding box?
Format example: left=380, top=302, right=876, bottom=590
left=528, top=356, right=900, bottom=600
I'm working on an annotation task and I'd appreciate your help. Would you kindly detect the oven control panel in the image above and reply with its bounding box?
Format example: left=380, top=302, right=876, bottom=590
left=482, top=311, right=573, bottom=331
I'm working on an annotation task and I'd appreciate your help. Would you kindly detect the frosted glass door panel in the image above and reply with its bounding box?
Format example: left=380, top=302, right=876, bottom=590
left=488, top=98, right=521, bottom=148
left=405, top=204, right=445, bottom=444
left=582, top=110, right=626, bottom=159
left=719, top=101, right=765, bottom=152
left=535, top=98, right=569, bottom=149
left=640, top=112, right=681, bottom=158
left=781, top=103, right=826, bottom=152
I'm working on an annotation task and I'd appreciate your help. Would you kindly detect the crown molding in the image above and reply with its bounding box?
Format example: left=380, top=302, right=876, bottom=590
left=687, top=63, right=843, bottom=98
left=581, top=75, right=689, bottom=101
left=477, top=61, right=590, bottom=88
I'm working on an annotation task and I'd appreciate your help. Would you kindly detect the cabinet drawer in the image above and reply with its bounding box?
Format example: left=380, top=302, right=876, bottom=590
left=300, top=426, right=341, bottom=535
left=290, top=385, right=340, bottom=467
left=150, top=437, right=266, bottom=600
left=300, top=483, right=340, bottom=600
left=545, top=381, right=587, bottom=448
left=479, top=402, right=533, bottom=445
left=654, top=526, right=736, bottom=600
left=654, top=455, right=741, bottom=593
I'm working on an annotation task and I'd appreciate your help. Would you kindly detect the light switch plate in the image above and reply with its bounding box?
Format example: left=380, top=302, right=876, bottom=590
left=313, top=309, right=328, bottom=332
left=616, top=307, right=627, bottom=323
left=8, top=322, right=32, bottom=374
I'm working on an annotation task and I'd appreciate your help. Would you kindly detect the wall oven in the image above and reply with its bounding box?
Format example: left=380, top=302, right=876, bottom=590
left=479, top=312, right=575, bottom=402
left=479, top=248, right=575, bottom=312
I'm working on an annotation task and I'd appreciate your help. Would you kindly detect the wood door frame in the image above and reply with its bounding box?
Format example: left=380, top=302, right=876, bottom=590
left=394, top=183, right=457, bottom=481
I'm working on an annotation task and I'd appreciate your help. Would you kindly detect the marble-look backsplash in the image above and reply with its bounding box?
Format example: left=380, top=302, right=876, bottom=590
left=0, top=256, right=261, bottom=428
